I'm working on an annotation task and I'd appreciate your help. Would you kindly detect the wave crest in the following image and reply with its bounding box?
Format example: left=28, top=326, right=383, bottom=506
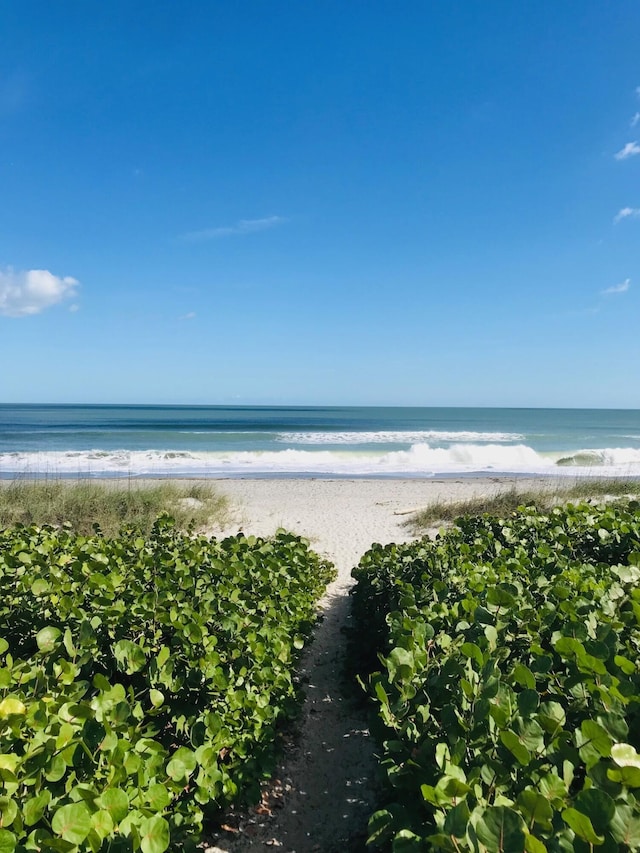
left=3, top=443, right=640, bottom=477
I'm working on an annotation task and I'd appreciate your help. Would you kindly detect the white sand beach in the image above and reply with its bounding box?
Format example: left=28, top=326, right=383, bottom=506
left=209, top=476, right=531, bottom=572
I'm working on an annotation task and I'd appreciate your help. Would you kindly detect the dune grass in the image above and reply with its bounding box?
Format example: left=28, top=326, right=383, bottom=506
left=408, top=478, right=640, bottom=533
left=0, top=479, right=229, bottom=537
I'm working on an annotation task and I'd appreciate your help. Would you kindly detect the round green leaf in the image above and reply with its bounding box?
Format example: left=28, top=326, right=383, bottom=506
left=487, top=586, right=517, bottom=608
left=36, top=626, right=61, bottom=653
left=524, top=834, right=547, bottom=853
left=579, top=720, right=612, bottom=764
left=443, top=801, right=471, bottom=838
left=611, top=743, right=640, bottom=768
left=146, top=784, right=171, bottom=811
left=184, top=622, right=202, bottom=644
left=517, top=689, right=539, bottom=716
left=516, top=719, right=544, bottom=752
left=574, top=789, right=615, bottom=834
left=91, top=809, right=114, bottom=840
left=562, top=808, right=604, bottom=845
left=23, top=790, right=51, bottom=826
left=476, top=807, right=527, bottom=852
left=516, top=791, right=553, bottom=831
left=30, top=579, right=49, bottom=596
left=166, top=747, right=197, bottom=781
left=538, top=772, right=567, bottom=804
left=113, top=639, right=146, bottom=673
left=386, top=647, right=415, bottom=683
left=0, top=696, right=26, bottom=718
left=537, top=701, right=566, bottom=733
left=51, top=802, right=93, bottom=845
left=500, top=731, right=531, bottom=766
left=439, top=776, right=471, bottom=797
left=149, top=689, right=164, bottom=708
left=609, top=765, right=640, bottom=787
left=98, top=788, right=129, bottom=824
left=44, top=755, right=66, bottom=782
left=140, top=815, right=170, bottom=853
left=0, top=830, right=16, bottom=853
left=367, top=809, right=393, bottom=847
left=0, top=639, right=8, bottom=656
left=611, top=804, right=640, bottom=847
left=0, top=756, right=18, bottom=773
left=513, top=664, right=535, bottom=689
left=0, top=798, right=17, bottom=827
left=614, top=654, right=636, bottom=675
left=599, top=713, right=628, bottom=742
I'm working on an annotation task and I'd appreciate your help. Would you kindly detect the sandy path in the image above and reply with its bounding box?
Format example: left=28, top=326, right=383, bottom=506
left=201, top=478, right=521, bottom=852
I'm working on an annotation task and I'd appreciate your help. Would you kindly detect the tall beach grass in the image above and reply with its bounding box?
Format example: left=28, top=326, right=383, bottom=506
left=0, top=479, right=229, bottom=537
left=408, top=478, right=640, bottom=532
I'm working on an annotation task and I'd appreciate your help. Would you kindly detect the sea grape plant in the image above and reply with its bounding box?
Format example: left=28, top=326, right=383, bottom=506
left=0, top=516, right=335, bottom=851
left=351, top=500, right=640, bottom=851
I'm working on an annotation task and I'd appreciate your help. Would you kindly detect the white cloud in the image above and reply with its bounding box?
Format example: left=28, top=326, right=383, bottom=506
left=613, top=207, right=640, bottom=224
left=615, top=141, right=640, bottom=160
left=181, top=215, right=287, bottom=242
left=601, top=278, right=631, bottom=295
left=180, top=311, right=196, bottom=320
left=0, top=268, right=79, bottom=317
left=631, top=112, right=640, bottom=128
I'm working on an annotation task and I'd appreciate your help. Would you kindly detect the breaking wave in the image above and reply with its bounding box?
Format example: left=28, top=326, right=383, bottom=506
left=3, top=443, right=640, bottom=477
left=555, top=448, right=640, bottom=467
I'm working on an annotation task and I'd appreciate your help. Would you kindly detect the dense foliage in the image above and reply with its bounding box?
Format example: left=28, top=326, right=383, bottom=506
left=0, top=517, right=335, bottom=852
left=351, top=500, right=640, bottom=851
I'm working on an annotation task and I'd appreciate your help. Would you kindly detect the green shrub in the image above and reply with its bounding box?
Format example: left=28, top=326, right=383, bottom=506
left=0, top=517, right=335, bottom=851
left=352, top=501, right=640, bottom=851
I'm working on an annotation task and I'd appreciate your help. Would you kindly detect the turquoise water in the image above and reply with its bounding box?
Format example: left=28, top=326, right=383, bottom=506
left=1, top=404, right=640, bottom=478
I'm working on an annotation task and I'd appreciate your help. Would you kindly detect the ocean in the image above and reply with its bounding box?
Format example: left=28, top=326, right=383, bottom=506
left=1, top=404, right=640, bottom=479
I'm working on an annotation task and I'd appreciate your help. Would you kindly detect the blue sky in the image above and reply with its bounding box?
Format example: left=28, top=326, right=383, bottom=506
left=1, top=1, right=639, bottom=407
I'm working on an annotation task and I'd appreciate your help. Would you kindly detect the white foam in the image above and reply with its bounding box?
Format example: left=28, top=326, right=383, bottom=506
left=382, top=442, right=547, bottom=470
left=3, top=444, right=640, bottom=478
left=0, top=442, right=640, bottom=477
left=275, top=430, right=524, bottom=444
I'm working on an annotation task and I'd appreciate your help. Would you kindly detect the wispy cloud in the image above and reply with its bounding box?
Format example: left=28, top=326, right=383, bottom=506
left=0, top=268, right=79, bottom=317
left=181, top=215, right=287, bottom=242
left=180, top=311, right=196, bottom=320
left=631, top=112, right=640, bottom=128
left=615, top=141, right=640, bottom=160
left=601, top=278, right=631, bottom=295
left=613, top=207, right=640, bottom=224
